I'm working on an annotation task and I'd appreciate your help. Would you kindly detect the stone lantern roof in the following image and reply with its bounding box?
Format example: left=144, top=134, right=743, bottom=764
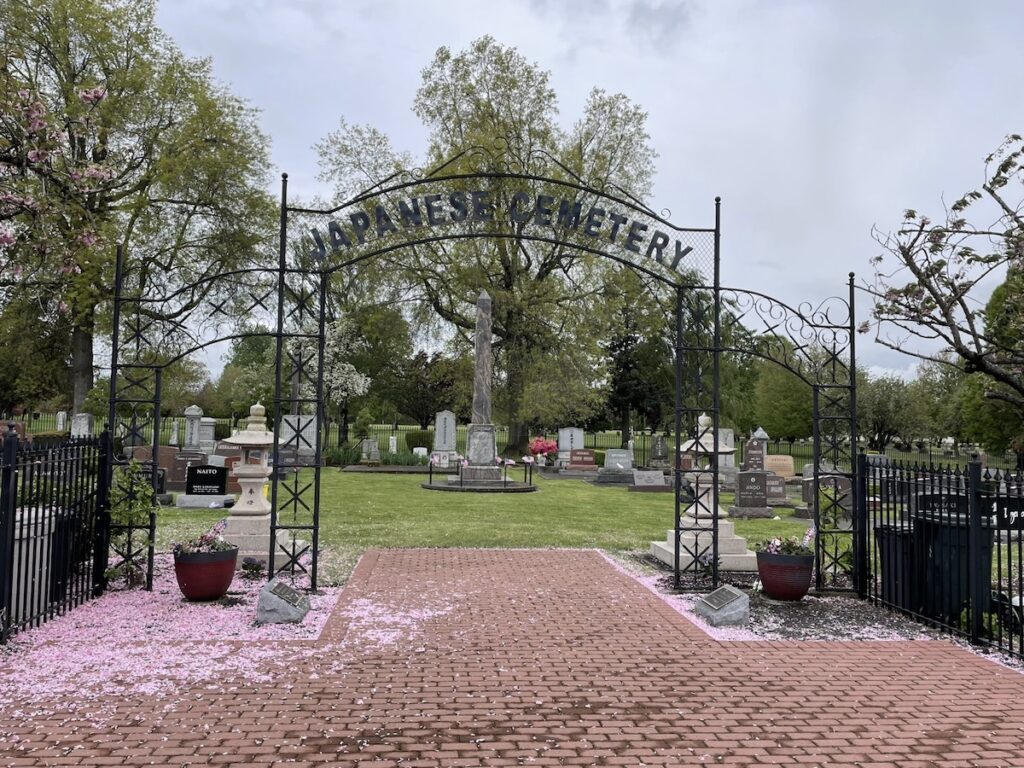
left=221, top=402, right=274, bottom=448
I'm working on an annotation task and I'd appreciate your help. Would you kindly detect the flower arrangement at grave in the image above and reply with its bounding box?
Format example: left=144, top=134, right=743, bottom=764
left=754, top=527, right=816, bottom=601
left=172, top=518, right=235, bottom=556
left=172, top=519, right=238, bottom=601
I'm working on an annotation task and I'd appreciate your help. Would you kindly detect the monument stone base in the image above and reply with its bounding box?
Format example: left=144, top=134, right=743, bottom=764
left=223, top=513, right=292, bottom=565
left=175, top=493, right=235, bottom=508
left=594, top=469, right=634, bottom=485
left=649, top=513, right=758, bottom=571
left=454, top=466, right=503, bottom=483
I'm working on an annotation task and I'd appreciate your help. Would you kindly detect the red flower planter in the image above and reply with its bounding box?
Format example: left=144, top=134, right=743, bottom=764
left=173, top=547, right=238, bottom=601
left=756, top=551, right=814, bottom=601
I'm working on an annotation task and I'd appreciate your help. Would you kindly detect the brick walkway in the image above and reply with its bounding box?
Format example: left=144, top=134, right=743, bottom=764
left=4, top=549, right=1024, bottom=766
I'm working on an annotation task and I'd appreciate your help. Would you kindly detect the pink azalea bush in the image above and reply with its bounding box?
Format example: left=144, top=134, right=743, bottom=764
left=528, top=437, right=557, bottom=457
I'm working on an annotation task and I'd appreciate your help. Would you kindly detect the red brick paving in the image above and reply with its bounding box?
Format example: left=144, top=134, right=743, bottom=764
left=4, top=549, right=1024, bottom=766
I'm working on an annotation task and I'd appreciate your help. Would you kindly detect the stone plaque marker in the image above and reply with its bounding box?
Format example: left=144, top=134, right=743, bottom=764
left=694, top=585, right=749, bottom=627
left=56, top=411, right=67, bottom=432
left=257, top=577, right=311, bottom=624
left=388, top=435, right=398, bottom=453
left=185, top=465, right=227, bottom=495
left=360, top=438, right=381, bottom=464
left=629, top=469, right=671, bottom=493
left=764, top=454, right=796, bottom=479
left=183, top=405, right=203, bottom=451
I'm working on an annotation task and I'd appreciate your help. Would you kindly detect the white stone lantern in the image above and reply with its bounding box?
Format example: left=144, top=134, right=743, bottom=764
left=221, top=403, right=282, bottom=563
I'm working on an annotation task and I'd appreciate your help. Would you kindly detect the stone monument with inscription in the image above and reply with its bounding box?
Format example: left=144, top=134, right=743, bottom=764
left=556, top=427, right=584, bottom=468
left=461, top=291, right=501, bottom=482
left=432, top=410, right=457, bottom=465
left=70, top=413, right=93, bottom=438
left=742, top=428, right=768, bottom=471
left=728, top=470, right=774, bottom=518
left=595, top=448, right=634, bottom=485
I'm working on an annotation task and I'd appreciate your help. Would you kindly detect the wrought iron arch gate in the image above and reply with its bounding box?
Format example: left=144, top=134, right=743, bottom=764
left=107, top=144, right=857, bottom=593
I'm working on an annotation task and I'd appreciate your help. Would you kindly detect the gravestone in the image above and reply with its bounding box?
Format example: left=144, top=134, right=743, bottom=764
left=183, top=405, right=203, bottom=451
left=224, top=455, right=241, bottom=494
left=257, top=578, right=311, bottom=624
left=557, top=427, right=584, bottom=467
left=649, top=434, right=670, bottom=469
left=56, top=411, right=67, bottom=433
left=432, top=410, right=457, bottom=462
left=742, top=437, right=766, bottom=471
left=388, top=435, right=398, bottom=454
left=413, top=447, right=428, bottom=458
left=629, top=469, right=671, bottom=493
left=360, top=438, right=381, bottom=465
left=717, top=428, right=736, bottom=469
left=176, top=464, right=233, bottom=508
left=199, top=417, right=217, bottom=452
left=766, top=474, right=788, bottom=506
left=796, top=473, right=853, bottom=519
left=694, top=585, right=749, bottom=627
left=566, top=449, right=598, bottom=471
left=764, top=454, right=796, bottom=480
left=281, top=414, right=317, bottom=456
left=728, top=470, right=773, bottom=518
left=595, top=448, right=634, bottom=485
left=70, top=413, right=94, bottom=438
left=168, top=418, right=179, bottom=446
left=185, top=466, right=227, bottom=495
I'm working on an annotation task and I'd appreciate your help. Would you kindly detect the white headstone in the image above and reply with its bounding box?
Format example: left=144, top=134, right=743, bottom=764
left=55, top=411, right=67, bottom=432
left=199, top=416, right=217, bottom=452
left=70, top=413, right=93, bottom=438
left=183, top=405, right=203, bottom=451
left=718, top=427, right=736, bottom=468
left=413, top=446, right=428, bottom=458
left=388, top=435, right=397, bottom=454
left=433, top=410, right=457, bottom=452
left=281, top=414, right=317, bottom=455
left=557, top=427, right=584, bottom=467
left=168, top=417, right=179, bottom=446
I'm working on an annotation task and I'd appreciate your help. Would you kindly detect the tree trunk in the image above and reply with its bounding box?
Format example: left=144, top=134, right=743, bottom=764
left=339, top=401, right=349, bottom=446
left=504, top=342, right=529, bottom=456
left=71, top=318, right=94, bottom=414
left=619, top=408, right=631, bottom=448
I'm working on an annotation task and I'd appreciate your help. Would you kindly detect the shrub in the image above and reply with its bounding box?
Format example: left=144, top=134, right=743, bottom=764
left=324, top=443, right=362, bottom=467
left=214, top=420, right=232, bottom=440
left=405, top=430, right=433, bottom=451
left=593, top=449, right=606, bottom=466
left=380, top=451, right=429, bottom=466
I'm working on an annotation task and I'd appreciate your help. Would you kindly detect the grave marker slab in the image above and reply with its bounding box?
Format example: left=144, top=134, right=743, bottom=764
left=185, top=465, right=227, bottom=495
left=557, top=427, right=584, bottom=467
left=764, top=454, right=796, bottom=480
left=742, top=438, right=765, bottom=471
left=694, top=585, right=749, bottom=627
left=766, top=474, right=788, bottom=506
left=729, top=470, right=773, bottom=518
left=566, top=449, right=598, bottom=471
left=629, top=469, right=671, bottom=493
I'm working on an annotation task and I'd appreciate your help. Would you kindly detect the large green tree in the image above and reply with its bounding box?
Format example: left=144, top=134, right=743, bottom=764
left=316, top=37, right=657, bottom=452
left=0, top=0, right=274, bottom=411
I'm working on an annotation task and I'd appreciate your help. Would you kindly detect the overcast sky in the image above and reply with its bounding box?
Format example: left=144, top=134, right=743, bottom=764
left=155, top=0, right=1024, bottom=378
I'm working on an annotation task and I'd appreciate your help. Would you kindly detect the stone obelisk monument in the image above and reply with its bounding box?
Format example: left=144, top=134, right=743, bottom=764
left=463, top=290, right=501, bottom=482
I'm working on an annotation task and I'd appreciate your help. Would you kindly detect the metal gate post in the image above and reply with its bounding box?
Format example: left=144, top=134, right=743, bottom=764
left=968, top=456, right=984, bottom=644
left=92, top=429, right=112, bottom=596
left=855, top=450, right=869, bottom=598
left=0, top=426, right=19, bottom=640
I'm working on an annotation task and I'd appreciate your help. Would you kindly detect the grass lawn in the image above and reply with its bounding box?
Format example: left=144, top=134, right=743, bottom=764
left=157, top=472, right=809, bottom=584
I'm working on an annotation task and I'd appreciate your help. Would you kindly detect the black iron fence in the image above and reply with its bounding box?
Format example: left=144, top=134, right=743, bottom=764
left=0, top=428, right=108, bottom=641
left=860, top=454, right=1024, bottom=657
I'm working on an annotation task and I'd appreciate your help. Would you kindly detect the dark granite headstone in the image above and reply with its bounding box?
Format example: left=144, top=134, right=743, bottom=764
left=185, top=465, right=227, bottom=495
left=766, top=474, right=787, bottom=505
left=737, top=471, right=768, bottom=507
left=568, top=449, right=597, bottom=469
left=742, top=439, right=765, bottom=471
